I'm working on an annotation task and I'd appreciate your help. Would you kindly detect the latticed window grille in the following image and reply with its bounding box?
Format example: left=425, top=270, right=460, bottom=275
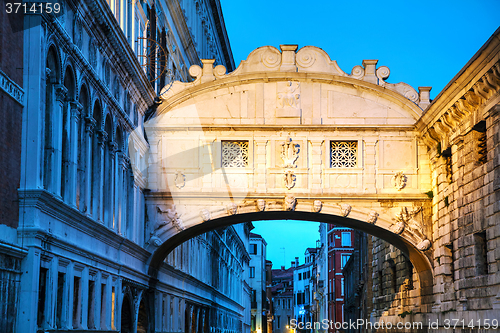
left=221, top=141, right=249, bottom=167
left=330, top=141, right=357, bottom=167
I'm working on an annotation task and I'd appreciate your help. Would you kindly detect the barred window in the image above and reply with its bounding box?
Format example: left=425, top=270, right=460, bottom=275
left=221, top=141, right=249, bottom=167
left=330, top=141, right=357, bottom=167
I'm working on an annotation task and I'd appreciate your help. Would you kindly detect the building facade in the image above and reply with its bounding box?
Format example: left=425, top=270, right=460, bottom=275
left=0, top=0, right=245, bottom=332
left=271, top=266, right=294, bottom=333
left=249, top=233, right=269, bottom=333
left=0, top=0, right=25, bottom=332
left=326, top=226, right=354, bottom=326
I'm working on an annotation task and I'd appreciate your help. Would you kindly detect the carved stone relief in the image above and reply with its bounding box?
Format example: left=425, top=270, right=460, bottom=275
left=367, top=211, right=379, bottom=224
left=281, top=137, right=300, bottom=168
left=339, top=203, right=351, bottom=217
left=284, top=170, right=296, bottom=190
left=313, top=200, right=322, bottom=213
left=227, top=203, right=238, bottom=215
left=391, top=171, right=407, bottom=190
left=174, top=171, right=186, bottom=189
left=200, top=209, right=210, bottom=221
left=257, top=199, right=266, bottom=212
left=284, top=195, right=296, bottom=211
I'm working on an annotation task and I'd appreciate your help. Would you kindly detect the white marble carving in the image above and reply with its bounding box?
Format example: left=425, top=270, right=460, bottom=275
left=277, top=81, right=300, bottom=109
left=392, top=171, right=407, bottom=190
left=200, top=209, right=211, bottom=221
left=284, top=170, right=296, bottom=190
left=313, top=200, right=322, bottom=213
left=174, top=171, right=186, bottom=189
left=281, top=137, right=300, bottom=168
left=367, top=211, right=379, bottom=224
left=340, top=204, right=351, bottom=217
left=417, top=239, right=432, bottom=251
left=284, top=195, right=296, bottom=211
left=227, top=203, right=238, bottom=215
left=257, top=199, right=266, bottom=212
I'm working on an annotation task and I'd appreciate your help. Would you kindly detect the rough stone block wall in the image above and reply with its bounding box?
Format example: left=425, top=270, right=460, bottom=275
left=371, top=237, right=416, bottom=320
left=431, top=105, right=500, bottom=326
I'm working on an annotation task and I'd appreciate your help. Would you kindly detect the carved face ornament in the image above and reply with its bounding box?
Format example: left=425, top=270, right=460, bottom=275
left=257, top=199, right=266, bottom=212
left=313, top=200, right=322, bottom=213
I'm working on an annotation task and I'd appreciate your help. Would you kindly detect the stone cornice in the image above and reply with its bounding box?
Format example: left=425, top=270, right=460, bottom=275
left=164, top=0, right=200, bottom=68
left=416, top=28, right=500, bottom=150
left=17, top=189, right=150, bottom=262
left=85, top=0, right=155, bottom=107
left=207, top=0, right=235, bottom=71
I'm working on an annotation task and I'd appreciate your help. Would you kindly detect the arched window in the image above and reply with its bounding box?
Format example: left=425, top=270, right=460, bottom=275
left=62, top=66, right=75, bottom=201
left=103, top=114, right=113, bottom=228
left=91, top=102, right=103, bottom=220
left=76, top=85, right=89, bottom=211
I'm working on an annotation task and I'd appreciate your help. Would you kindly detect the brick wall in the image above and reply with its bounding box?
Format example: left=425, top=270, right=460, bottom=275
left=0, top=0, right=24, bottom=228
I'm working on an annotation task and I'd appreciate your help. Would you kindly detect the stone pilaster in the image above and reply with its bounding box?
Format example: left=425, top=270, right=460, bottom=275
left=363, top=139, right=377, bottom=193
left=96, top=130, right=107, bottom=223
left=309, top=139, right=323, bottom=192
left=254, top=139, right=268, bottom=191
left=83, top=116, right=96, bottom=215
left=64, top=101, right=82, bottom=207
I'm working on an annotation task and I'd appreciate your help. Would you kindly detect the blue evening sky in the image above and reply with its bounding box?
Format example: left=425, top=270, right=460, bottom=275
left=217, top=0, right=499, bottom=268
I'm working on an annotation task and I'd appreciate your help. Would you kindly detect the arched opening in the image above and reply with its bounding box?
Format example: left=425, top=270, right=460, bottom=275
left=121, top=295, right=133, bottom=333
left=43, top=46, right=60, bottom=191
left=103, top=114, right=113, bottom=228
left=148, top=211, right=433, bottom=298
left=61, top=65, right=75, bottom=201
left=91, top=101, right=102, bottom=219
left=76, top=84, right=89, bottom=211
left=137, top=298, right=149, bottom=333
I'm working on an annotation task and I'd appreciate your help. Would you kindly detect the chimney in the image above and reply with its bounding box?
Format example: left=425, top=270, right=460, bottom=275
left=291, top=261, right=295, bottom=268
left=281, top=266, right=285, bottom=270
left=295, top=257, right=299, bottom=267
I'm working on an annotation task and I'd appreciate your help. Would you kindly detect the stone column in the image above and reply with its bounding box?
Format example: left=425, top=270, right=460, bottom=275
left=96, top=130, right=107, bottom=223
left=310, top=139, right=323, bottom=192
left=48, top=85, right=67, bottom=197
left=66, top=101, right=82, bottom=207
left=83, top=117, right=95, bottom=216
left=109, top=141, right=118, bottom=230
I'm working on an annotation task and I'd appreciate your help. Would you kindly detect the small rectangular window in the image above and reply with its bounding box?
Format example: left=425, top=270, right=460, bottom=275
left=56, top=272, right=65, bottom=328
left=341, top=254, right=351, bottom=269
left=88, top=280, right=96, bottom=329
left=250, top=244, right=257, bottom=255
left=221, top=141, right=249, bottom=167
left=73, top=276, right=81, bottom=328
left=330, top=141, right=357, bottom=167
left=341, top=232, right=351, bottom=247
left=37, top=268, right=48, bottom=327
left=249, top=266, right=255, bottom=278
left=474, top=232, right=488, bottom=275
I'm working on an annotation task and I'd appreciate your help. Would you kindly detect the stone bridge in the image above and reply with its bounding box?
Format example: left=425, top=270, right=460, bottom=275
left=134, top=41, right=500, bottom=326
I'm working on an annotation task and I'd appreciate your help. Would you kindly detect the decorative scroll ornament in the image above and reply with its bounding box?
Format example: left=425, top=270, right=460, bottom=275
left=391, top=222, right=405, bottom=235
left=284, top=170, right=296, bottom=190
left=391, top=172, right=407, bottom=190
left=257, top=199, right=266, bottom=212
left=339, top=204, right=351, bottom=217
left=284, top=195, right=296, bottom=211
left=417, top=239, right=432, bottom=251
left=174, top=171, right=186, bottom=189
left=277, top=81, right=300, bottom=109
left=367, top=211, right=379, bottom=224
left=281, top=137, right=300, bottom=168
left=147, top=234, right=162, bottom=247
left=200, top=209, right=211, bottom=222
left=227, top=203, right=238, bottom=215
left=313, top=200, right=323, bottom=213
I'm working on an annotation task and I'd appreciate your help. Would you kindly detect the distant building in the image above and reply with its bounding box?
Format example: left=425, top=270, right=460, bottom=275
left=249, top=233, right=269, bottom=333
left=326, top=226, right=354, bottom=328
left=271, top=266, right=294, bottom=333
left=342, top=230, right=372, bottom=333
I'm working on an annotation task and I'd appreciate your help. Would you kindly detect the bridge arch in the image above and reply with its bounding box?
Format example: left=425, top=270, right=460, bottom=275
left=139, top=44, right=436, bottom=312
